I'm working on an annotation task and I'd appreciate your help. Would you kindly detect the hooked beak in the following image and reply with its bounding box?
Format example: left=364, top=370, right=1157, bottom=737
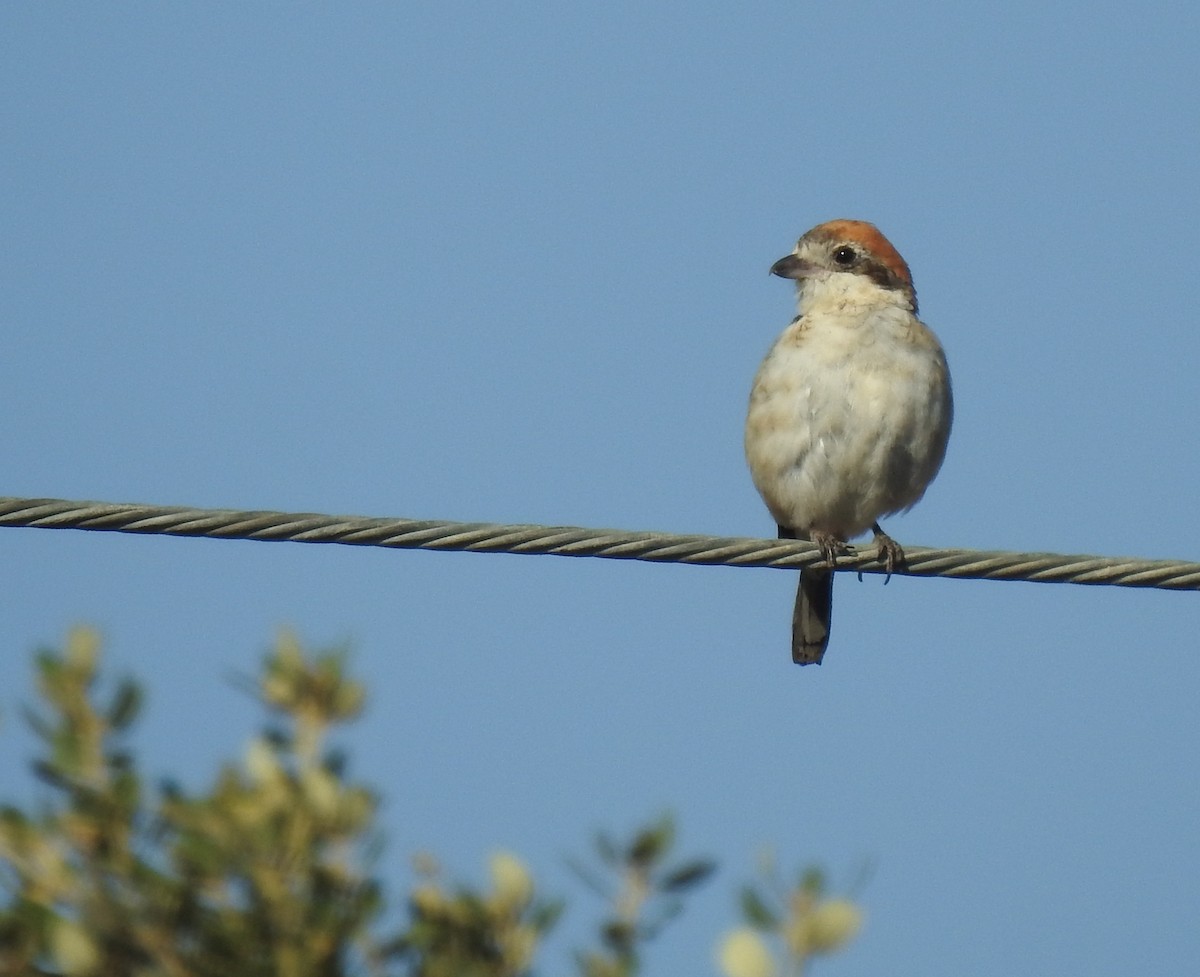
left=769, top=254, right=814, bottom=280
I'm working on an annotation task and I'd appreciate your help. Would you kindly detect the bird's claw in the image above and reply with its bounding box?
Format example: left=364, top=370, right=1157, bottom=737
left=871, top=524, right=905, bottom=584
left=810, top=530, right=850, bottom=569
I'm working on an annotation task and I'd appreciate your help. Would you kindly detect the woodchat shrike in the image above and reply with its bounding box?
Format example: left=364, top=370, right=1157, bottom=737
left=745, top=220, right=952, bottom=665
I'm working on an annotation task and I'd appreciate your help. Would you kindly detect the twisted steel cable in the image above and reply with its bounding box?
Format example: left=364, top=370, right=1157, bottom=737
left=2, top=495, right=1199, bottom=591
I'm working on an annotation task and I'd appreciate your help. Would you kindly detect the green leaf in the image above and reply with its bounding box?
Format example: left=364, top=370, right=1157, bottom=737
left=659, top=858, right=716, bottom=893
left=628, top=814, right=674, bottom=868
left=107, top=679, right=142, bottom=730
left=566, top=856, right=611, bottom=899
left=800, top=866, right=826, bottom=895
left=325, top=748, right=348, bottom=777
left=262, top=726, right=288, bottom=749
left=20, top=704, right=54, bottom=745
left=594, top=830, right=619, bottom=866
left=531, top=898, right=566, bottom=932
left=34, top=648, right=63, bottom=685
left=739, top=885, right=779, bottom=929
left=601, top=919, right=635, bottom=954
left=32, top=759, right=71, bottom=791
left=0, top=805, right=31, bottom=833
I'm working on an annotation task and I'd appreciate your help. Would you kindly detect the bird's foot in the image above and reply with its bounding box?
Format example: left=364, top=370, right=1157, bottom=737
left=811, top=530, right=850, bottom=569
left=871, top=522, right=905, bottom=583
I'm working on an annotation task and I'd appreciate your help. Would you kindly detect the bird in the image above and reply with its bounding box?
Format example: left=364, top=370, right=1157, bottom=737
left=744, top=220, right=952, bottom=665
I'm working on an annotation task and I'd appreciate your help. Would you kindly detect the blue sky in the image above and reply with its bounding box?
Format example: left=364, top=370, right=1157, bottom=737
left=3, top=3, right=1198, bottom=974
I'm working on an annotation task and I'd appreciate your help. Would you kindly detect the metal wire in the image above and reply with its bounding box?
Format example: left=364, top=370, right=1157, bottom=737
left=2, top=495, right=1198, bottom=591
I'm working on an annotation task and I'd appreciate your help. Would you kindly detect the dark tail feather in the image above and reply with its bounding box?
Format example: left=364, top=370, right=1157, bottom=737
left=792, top=568, right=833, bottom=665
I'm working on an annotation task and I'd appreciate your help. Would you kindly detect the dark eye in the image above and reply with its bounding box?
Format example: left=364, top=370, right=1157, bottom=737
left=832, top=246, right=857, bottom=266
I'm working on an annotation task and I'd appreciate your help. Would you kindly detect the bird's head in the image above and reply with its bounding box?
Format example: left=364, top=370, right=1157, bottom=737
left=772, top=219, right=918, bottom=315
